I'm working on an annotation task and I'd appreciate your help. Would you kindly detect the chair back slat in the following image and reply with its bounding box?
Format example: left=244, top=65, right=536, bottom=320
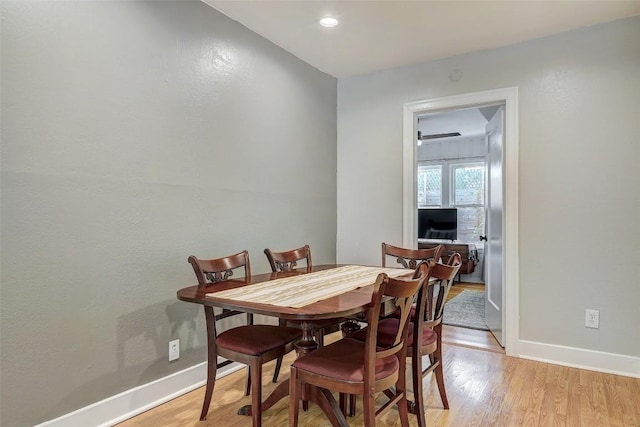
left=431, top=254, right=462, bottom=321
left=264, top=245, right=312, bottom=272
left=188, top=250, right=251, bottom=285
left=186, top=250, right=254, bottom=338
left=382, top=242, right=444, bottom=269
left=413, top=255, right=462, bottom=345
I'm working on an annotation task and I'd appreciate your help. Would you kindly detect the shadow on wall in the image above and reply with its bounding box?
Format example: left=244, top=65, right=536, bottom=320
left=41, top=299, right=203, bottom=423
left=116, top=299, right=203, bottom=372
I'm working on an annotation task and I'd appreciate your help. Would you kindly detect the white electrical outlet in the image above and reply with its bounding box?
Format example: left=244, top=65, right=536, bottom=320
left=169, top=339, right=180, bottom=361
left=585, top=309, right=599, bottom=329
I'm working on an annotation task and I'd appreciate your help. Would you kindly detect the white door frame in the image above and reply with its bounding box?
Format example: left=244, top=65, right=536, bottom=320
left=402, top=87, right=519, bottom=355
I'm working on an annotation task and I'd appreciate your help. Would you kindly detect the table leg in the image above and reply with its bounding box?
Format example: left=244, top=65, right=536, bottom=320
left=296, top=322, right=348, bottom=426
left=340, top=319, right=361, bottom=338
left=309, top=386, right=348, bottom=427
left=295, top=321, right=319, bottom=355
left=240, top=379, right=347, bottom=427
left=295, top=322, right=319, bottom=411
left=200, top=306, right=218, bottom=421
left=237, top=379, right=290, bottom=416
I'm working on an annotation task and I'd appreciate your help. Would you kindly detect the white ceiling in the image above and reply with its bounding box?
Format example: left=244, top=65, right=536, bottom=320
left=204, top=0, right=640, bottom=78
left=419, top=108, right=489, bottom=139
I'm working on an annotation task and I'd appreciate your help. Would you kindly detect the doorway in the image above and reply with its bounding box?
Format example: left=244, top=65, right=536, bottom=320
left=416, top=105, right=501, bottom=350
left=402, top=88, right=519, bottom=356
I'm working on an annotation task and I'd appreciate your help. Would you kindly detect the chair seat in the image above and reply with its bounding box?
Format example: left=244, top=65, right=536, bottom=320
left=216, top=325, right=301, bottom=355
left=292, top=338, right=399, bottom=382
left=352, top=318, right=437, bottom=349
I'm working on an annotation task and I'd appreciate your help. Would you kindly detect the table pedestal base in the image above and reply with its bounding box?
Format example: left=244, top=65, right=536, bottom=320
left=238, top=380, right=346, bottom=427
left=238, top=321, right=348, bottom=426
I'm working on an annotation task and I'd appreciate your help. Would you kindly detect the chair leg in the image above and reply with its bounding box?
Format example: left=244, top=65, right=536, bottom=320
left=272, top=319, right=287, bottom=383
left=412, top=352, right=427, bottom=427
left=314, top=328, right=324, bottom=347
left=200, top=359, right=217, bottom=420
left=434, top=345, right=449, bottom=409
left=289, top=367, right=300, bottom=427
left=245, top=366, right=251, bottom=396
left=200, top=307, right=218, bottom=421
left=272, top=357, right=283, bottom=383
left=362, top=389, right=376, bottom=427
left=339, top=393, right=347, bottom=416
left=349, top=394, right=356, bottom=417
left=250, top=360, right=262, bottom=427
left=396, top=356, right=410, bottom=427
left=434, top=360, right=449, bottom=409
left=398, top=393, right=410, bottom=427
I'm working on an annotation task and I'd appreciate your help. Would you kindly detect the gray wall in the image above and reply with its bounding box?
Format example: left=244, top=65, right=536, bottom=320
left=337, top=17, right=639, bottom=357
left=0, top=1, right=337, bottom=425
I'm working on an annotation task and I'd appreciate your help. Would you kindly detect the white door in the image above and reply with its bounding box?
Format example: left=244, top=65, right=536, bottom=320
left=485, top=106, right=505, bottom=347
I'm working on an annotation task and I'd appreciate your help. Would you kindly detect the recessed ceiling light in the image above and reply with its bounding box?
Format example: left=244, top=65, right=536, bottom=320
left=319, top=17, right=338, bottom=28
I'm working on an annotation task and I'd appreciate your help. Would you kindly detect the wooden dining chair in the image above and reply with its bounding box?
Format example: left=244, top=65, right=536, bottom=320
left=341, top=242, right=446, bottom=341
left=264, top=245, right=344, bottom=383
left=382, top=242, right=445, bottom=269
left=187, top=250, right=302, bottom=426
left=405, top=254, right=461, bottom=426
left=353, top=255, right=462, bottom=427
left=264, top=244, right=312, bottom=273
left=289, top=263, right=429, bottom=427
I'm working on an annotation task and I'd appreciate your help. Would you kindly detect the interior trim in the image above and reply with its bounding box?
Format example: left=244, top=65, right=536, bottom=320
left=33, top=361, right=243, bottom=427
left=518, top=340, right=640, bottom=378
left=402, top=87, right=520, bottom=356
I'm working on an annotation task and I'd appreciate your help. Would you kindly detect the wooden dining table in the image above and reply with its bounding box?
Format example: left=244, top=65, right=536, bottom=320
left=176, top=264, right=410, bottom=426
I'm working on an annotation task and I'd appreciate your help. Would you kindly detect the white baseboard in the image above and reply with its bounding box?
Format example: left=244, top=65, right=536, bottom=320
left=34, top=361, right=244, bottom=427
left=35, top=340, right=639, bottom=426
left=459, top=276, right=484, bottom=284
left=517, top=339, right=640, bottom=378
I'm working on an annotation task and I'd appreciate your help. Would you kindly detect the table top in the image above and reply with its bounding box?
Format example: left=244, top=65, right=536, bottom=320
left=176, top=264, right=408, bottom=321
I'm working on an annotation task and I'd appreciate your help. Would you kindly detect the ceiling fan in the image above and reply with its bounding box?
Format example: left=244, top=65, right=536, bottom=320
left=417, top=130, right=462, bottom=140
left=416, top=117, right=461, bottom=143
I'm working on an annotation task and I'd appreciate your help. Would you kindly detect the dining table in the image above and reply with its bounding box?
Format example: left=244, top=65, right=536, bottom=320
left=176, top=263, right=412, bottom=426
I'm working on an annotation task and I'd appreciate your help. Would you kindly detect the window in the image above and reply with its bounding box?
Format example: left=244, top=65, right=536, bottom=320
left=452, top=163, right=485, bottom=244
left=417, top=164, right=441, bottom=207
left=418, top=159, right=485, bottom=244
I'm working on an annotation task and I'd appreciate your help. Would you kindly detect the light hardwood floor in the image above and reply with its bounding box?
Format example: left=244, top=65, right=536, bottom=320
left=446, top=281, right=486, bottom=300
left=442, top=282, right=504, bottom=353
left=117, top=330, right=640, bottom=426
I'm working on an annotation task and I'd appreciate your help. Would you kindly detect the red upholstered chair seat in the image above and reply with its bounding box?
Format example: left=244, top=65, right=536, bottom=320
left=292, top=338, right=399, bottom=383
left=352, top=318, right=437, bottom=349
left=217, top=325, right=302, bottom=355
